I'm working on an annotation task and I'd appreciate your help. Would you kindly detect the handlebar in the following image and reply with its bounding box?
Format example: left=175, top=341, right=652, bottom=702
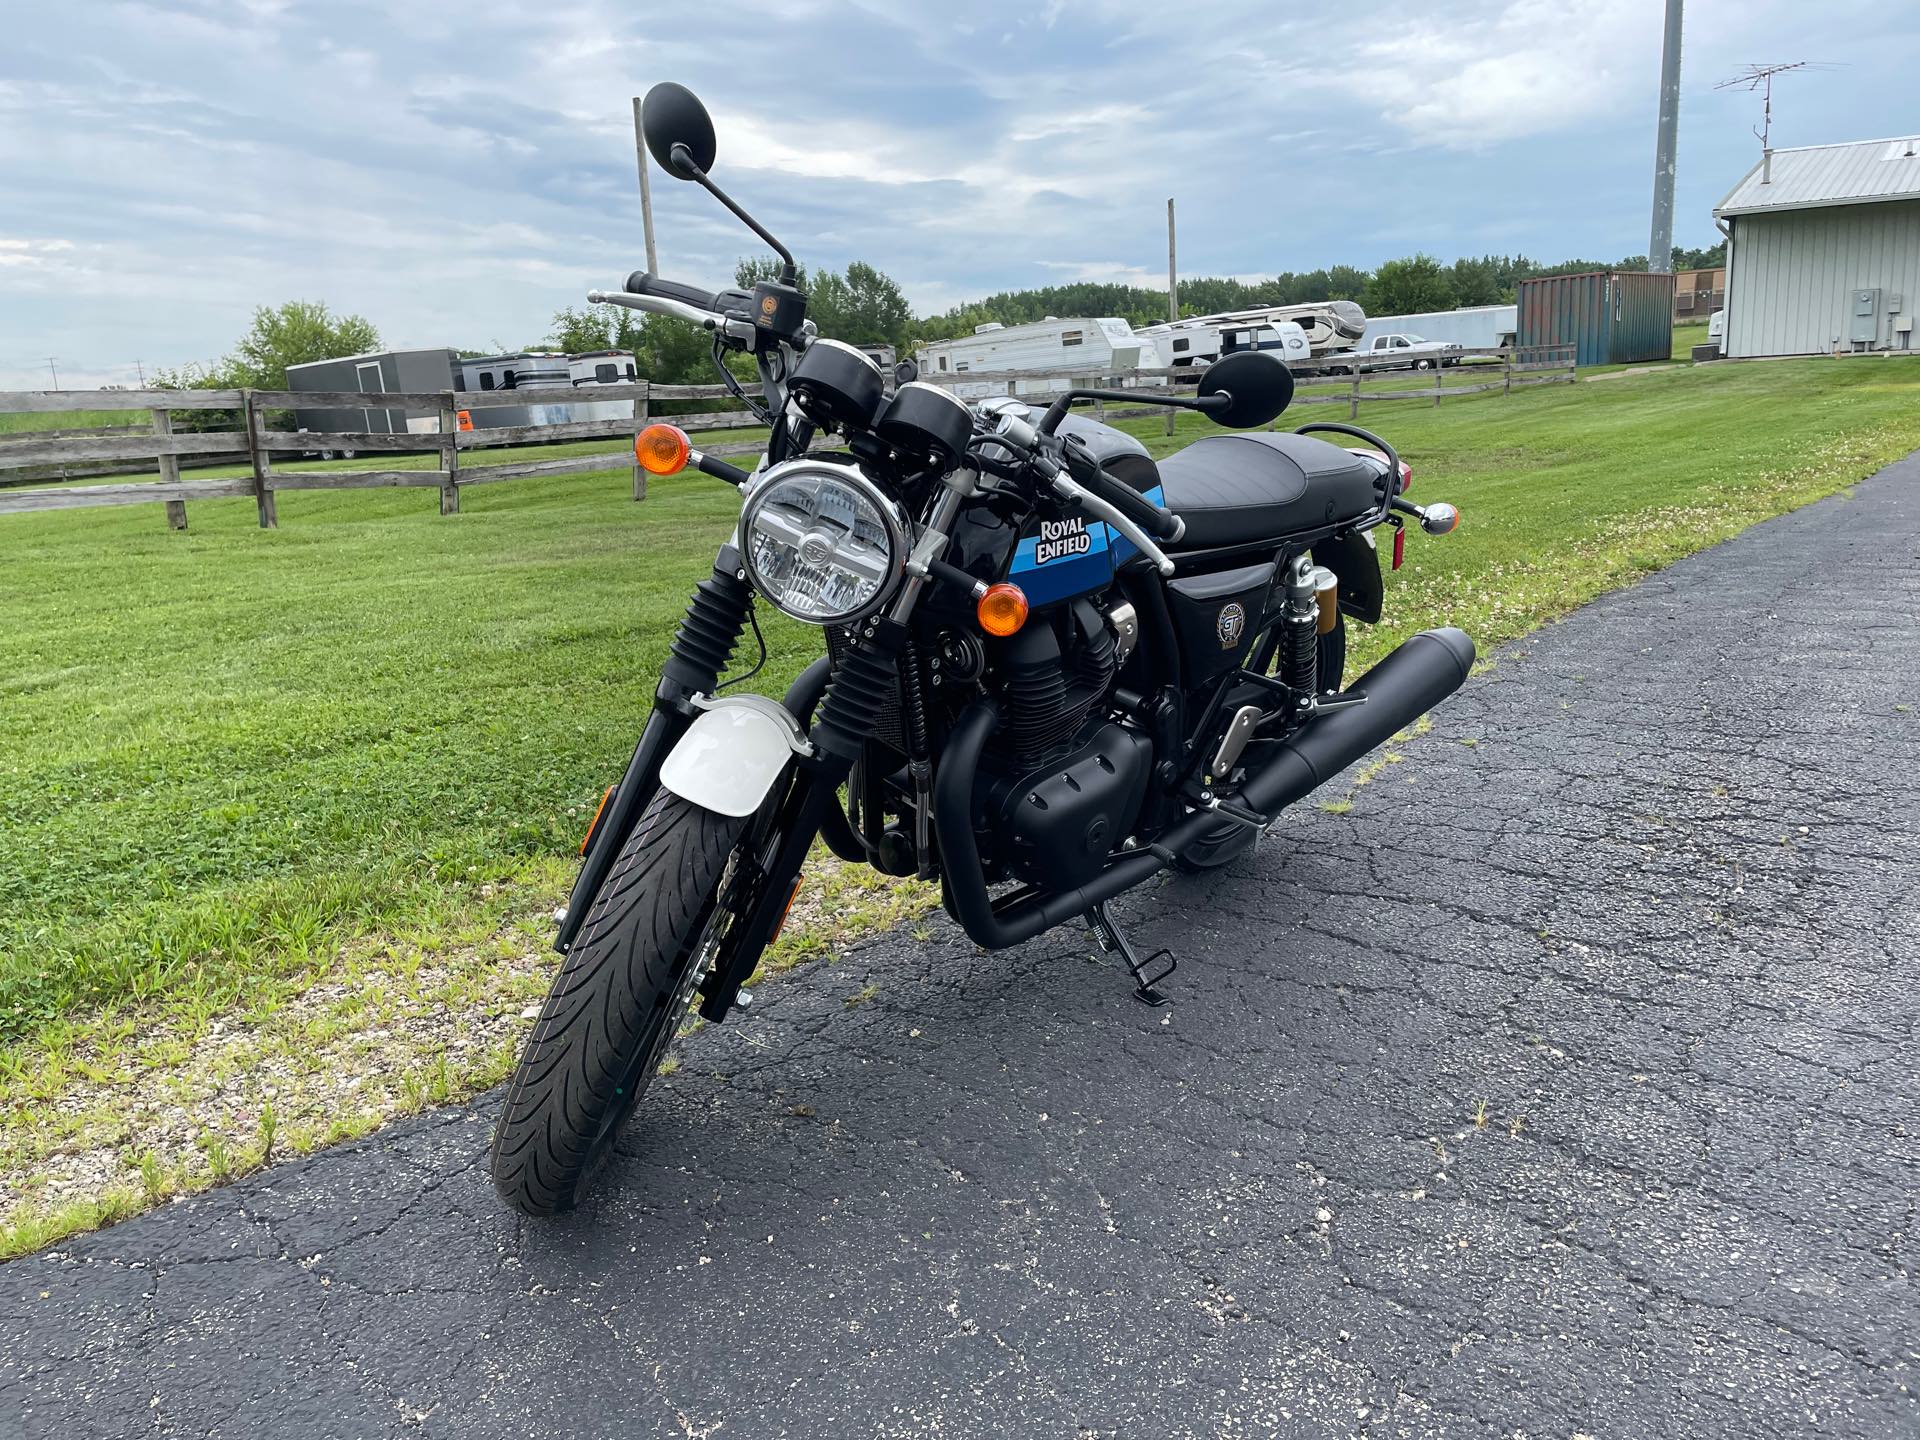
left=624, top=271, right=722, bottom=311
left=1060, top=435, right=1185, bottom=544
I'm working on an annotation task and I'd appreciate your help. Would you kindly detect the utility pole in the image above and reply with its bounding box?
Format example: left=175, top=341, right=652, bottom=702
left=1647, top=0, right=1683, bottom=272
left=1165, top=198, right=1178, bottom=436
left=633, top=96, right=659, bottom=277
left=135, top=358, right=145, bottom=386
left=45, top=356, right=59, bottom=390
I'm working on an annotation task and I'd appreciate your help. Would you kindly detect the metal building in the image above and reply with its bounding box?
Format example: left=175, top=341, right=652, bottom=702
left=1715, top=137, right=1920, bottom=358
left=1516, top=272, right=1675, bottom=366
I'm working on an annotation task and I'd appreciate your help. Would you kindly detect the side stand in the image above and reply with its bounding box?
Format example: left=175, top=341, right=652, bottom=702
left=1085, top=902, right=1176, bottom=1007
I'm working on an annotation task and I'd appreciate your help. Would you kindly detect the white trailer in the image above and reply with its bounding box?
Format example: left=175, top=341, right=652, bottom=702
left=1136, top=319, right=1221, bottom=368
left=1358, top=304, right=1516, bottom=351
left=916, top=317, right=1155, bottom=397
left=1184, top=301, right=1367, bottom=356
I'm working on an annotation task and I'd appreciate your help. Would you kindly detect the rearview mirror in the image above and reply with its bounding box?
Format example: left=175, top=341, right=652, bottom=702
left=642, top=82, right=717, bottom=179
left=1197, top=351, right=1294, bottom=429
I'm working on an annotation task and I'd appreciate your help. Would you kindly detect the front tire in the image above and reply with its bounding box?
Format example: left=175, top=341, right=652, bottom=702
left=491, top=787, right=746, bottom=1216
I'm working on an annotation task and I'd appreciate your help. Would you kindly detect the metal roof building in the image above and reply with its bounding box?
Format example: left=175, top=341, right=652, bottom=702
left=1714, top=137, right=1920, bottom=358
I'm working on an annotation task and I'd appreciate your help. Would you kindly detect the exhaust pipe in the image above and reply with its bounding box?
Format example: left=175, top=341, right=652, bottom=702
left=933, top=627, right=1476, bottom=950
left=1239, top=626, right=1475, bottom=817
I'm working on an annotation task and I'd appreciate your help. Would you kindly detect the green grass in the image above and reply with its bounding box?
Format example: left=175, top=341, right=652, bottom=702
left=3, top=355, right=1918, bottom=1069
left=0, top=409, right=147, bottom=436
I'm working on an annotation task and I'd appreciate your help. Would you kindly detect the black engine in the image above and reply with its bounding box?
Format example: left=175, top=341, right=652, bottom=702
left=978, top=722, right=1152, bottom=891
left=972, top=600, right=1148, bottom=891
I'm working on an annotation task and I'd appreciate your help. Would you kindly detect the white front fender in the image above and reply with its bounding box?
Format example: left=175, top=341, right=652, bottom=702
left=657, top=695, right=813, bottom=818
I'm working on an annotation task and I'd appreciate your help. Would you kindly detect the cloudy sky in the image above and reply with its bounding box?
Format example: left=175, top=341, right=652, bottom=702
left=2, top=0, right=1911, bottom=389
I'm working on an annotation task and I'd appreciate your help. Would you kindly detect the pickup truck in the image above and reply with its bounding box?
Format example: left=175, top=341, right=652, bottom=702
left=1321, top=332, right=1464, bottom=374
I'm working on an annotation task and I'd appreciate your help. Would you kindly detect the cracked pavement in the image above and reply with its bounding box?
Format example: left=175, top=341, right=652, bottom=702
left=5, top=456, right=1918, bottom=1439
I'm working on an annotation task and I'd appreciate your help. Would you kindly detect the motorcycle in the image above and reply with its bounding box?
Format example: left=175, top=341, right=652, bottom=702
left=491, top=83, right=1473, bottom=1216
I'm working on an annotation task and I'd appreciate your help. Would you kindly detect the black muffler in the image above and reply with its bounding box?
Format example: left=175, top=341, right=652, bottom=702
left=932, top=626, right=1475, bottom=950
left=1238, top=625, right=1476, bottom=817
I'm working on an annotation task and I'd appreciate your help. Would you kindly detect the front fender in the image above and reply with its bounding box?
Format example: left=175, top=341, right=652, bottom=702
left=658, top=695, right=813, bottom=818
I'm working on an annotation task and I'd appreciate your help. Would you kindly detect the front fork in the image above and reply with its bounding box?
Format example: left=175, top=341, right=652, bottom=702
left=555, top=548, right=756, bottom=955
left=564, top=469, right=974, bottom=1018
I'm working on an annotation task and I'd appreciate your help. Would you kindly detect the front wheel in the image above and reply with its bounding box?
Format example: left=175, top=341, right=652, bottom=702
left=491, top=788, right=746, bottom=1216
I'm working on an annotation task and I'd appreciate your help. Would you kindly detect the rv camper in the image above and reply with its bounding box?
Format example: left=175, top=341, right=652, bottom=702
left=458, top=351, right=638, bottom=429
left=1183, top=301, right=1367, bottom=357
left=915, top=317, right=1156, bottom=397
left=1136, top=319, right=1221, bottom=368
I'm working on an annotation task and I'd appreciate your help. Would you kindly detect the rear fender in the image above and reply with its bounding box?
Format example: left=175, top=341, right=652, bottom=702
left=1314, top=531, right=1383, bottom=624
left=659, top=695, right=813, bottom=818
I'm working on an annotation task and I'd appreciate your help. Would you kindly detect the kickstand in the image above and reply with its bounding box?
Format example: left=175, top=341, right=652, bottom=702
left=1085, top=902, right=1176, bottom=1007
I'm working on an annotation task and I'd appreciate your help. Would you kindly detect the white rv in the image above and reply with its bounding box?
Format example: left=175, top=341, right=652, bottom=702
left=1138, top=317, right=1311, bottom=369
left=1183, top=301, right=1367, bottom=356
left=916, top=317, right=1156, bottom=397
left=1136, top=319, right=1221, bottom=368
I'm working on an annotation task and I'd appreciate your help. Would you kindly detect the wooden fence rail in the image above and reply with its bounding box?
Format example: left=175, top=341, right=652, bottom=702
left=0, top=345, right=1575, bottom=527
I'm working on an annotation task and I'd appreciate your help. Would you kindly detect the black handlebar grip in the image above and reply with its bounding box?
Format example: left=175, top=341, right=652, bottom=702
left=1064, top=440, right=1182, bottom=542
left=623, top=271, right=721, bottom=311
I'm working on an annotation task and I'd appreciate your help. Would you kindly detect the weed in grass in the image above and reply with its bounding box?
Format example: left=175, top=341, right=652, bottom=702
left=256, top=1101, right=278, bottom=1166
left=198, top=1132, right=234, bottom=1184
left=1470, top=1098, right=1490, bottom=1130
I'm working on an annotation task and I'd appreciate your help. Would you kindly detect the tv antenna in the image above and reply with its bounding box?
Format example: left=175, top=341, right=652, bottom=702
left=1714, top=62, right=1839, bottom=153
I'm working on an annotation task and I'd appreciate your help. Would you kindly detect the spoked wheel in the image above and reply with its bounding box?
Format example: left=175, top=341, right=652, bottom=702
left=1174, top=615, right=1346, bottom=874
left=491, top=787, right=748, bottom=1216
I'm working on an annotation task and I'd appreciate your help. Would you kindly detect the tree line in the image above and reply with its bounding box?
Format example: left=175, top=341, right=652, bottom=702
left=161, top=241, right=1724, bottom=400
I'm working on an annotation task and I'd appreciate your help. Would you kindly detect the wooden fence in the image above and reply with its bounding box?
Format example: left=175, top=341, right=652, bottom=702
left=0, top=345, right=1574, bottom=528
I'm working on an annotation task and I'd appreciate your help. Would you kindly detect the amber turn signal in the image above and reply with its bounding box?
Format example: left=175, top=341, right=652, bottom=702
left=635, top=423, right=692, bottom=475
left=976, top=582, right=1029, bottom=637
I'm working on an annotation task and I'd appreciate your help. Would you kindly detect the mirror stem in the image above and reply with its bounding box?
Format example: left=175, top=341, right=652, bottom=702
left=671, top=144, right=798, bottom=280
left=1038, top=388, right=1226, bottom=436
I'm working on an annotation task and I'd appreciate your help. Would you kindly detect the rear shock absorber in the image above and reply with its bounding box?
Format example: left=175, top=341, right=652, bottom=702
left=1279, top=556, right=1320, bottom=702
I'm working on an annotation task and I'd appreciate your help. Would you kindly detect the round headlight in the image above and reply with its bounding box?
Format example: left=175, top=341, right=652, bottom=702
left=739, top=460, right=908, bottom=625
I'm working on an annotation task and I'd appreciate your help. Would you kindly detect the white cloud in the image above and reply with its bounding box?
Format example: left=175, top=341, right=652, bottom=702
left=1339, top=0, right=1644, bottom=147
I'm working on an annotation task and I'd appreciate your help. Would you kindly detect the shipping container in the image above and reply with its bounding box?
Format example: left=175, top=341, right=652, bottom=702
left=1516, top=271, right=1675, bottom=366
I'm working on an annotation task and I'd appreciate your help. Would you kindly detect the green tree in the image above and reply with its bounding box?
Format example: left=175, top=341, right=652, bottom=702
left=225, top=301, right=380, bottom=389
left=1363, top=254, right=1456, bottom=317
left=1447, top=256, right=1505, bottom=307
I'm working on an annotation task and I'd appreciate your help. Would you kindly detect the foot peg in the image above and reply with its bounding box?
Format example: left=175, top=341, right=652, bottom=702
left=1086, top=902, right=1177, bottom=1007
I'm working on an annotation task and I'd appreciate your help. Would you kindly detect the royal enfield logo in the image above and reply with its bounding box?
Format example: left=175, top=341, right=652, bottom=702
left=1035, top=517, right=1093, bottom=565
left=1216, top=602, right=1246, bottom=649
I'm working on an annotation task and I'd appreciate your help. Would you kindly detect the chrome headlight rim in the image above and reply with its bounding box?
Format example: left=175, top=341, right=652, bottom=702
left=739, top=458, right=909, bottom=626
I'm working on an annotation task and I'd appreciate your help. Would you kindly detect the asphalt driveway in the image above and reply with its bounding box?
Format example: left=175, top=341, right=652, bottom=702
left=5, top=456, right=1917, bottom=1439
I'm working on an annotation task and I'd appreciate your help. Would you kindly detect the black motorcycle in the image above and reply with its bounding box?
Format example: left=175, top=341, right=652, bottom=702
left=491, top=83, right=1473, bottom=1216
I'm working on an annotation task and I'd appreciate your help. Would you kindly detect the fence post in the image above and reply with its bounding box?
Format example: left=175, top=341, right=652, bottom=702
left=1432, top=365, right=1443, bottom=408
left=243, top=390, right=277, bottom=529
left=632, top=381, right=650, bottom=501
left=151, top=406, right=187, bottom=531
left=1504, top=348, right=1513, bottom=396
left=1348, top=370, right=1360, bottom=421
left=439, top=394, right=460, bottom=515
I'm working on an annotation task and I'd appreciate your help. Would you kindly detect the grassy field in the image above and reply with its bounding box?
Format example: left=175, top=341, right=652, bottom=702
left=4, top=350, right=1917, bottom=1253
left=0, top=408, right=147, bottom=435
